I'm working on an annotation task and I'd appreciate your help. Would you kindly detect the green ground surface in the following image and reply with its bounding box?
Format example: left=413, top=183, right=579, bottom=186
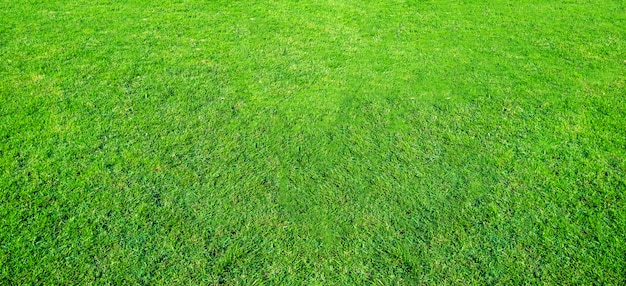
left=1, top=0, right=625, bottom=284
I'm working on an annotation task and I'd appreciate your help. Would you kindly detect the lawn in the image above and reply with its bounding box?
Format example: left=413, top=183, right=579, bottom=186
left=1, top=0, right=625, bottom=284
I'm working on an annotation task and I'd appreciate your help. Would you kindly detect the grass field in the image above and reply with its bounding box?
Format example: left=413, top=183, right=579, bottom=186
left=1, top=0, right=625, bottom=284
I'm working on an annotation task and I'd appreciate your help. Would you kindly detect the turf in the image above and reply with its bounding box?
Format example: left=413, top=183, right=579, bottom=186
left=1, top=0, right=625, bottom=284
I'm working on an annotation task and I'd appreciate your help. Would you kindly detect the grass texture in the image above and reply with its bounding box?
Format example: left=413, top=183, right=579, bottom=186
left=1, top=0, right=625, bottom=284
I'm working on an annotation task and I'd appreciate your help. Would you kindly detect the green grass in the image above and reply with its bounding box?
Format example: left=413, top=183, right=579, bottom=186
left=1, top=0, right=625, bottom=284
